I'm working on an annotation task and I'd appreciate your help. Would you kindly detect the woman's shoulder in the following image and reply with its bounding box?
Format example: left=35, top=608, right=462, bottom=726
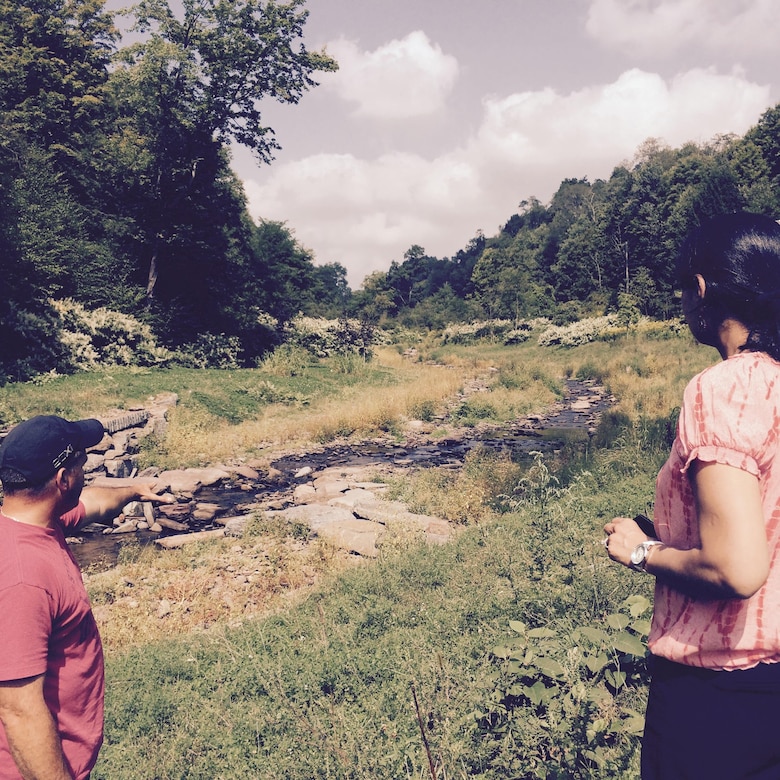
left=686, top=351, right=780, bottom=400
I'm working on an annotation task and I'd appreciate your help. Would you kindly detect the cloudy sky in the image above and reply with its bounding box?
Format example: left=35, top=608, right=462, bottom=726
left=230, top=0, right=779, bottom=288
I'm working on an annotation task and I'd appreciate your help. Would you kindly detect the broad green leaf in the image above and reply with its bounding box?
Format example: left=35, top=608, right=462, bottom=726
left=584, top=653, right=610, bottom=674
left=524, top=680, right=549, bottom=706
left=508, top=620, right=527, bottom=634
left=617, top=714, right=645, bottom=735
left=527, top=627, right=557, bottom=639
left=574, top=626, right=611, bottom=645
left=612, top=633, right=647, bottom=656
left=585, top=685, right=612, bottom=705
left=583, top=749, right=607, bottom=768
left=624, top=594, right=652, bottom=616
left=631, top=618, right=652, bottom=636
left=605, top=669, right=627, bottom=689
left=606, top=613, right=630, bottom=630
left=534, top=657, right=567, bottom=680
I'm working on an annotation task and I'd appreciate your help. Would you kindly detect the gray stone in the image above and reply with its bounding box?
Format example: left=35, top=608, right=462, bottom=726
left=142, top=503, right=156, bottom=524
left=312, top=518, right=384, bottom=558
left=231, top=464, right=260, bottom=480
left=123, top=501, right=142, bottom=516
left=265, top=504, right=355, bottom=531
left=104, top=457, right=132, bottom=478
left=84, top=453, right=105, bottom=473
left=112, top=519, right=139, bottom=533
left=192, top=502, right=221, bottom=522
left=293, top=484, right=317, bottom=504
left=312, top=477, right=350, bottom=497
left=221, top=514, right=259, bottom=536
left=329, top=488, right=381, bottom=508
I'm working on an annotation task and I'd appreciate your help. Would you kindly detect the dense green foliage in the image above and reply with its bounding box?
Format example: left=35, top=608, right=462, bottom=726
left=4, top=0, right=780, bottom=385
left=0, top=0, right=340, bottom=382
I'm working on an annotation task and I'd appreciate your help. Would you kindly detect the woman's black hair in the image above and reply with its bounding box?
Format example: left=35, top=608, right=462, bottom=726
left=676, top=212, right=780, bottom=360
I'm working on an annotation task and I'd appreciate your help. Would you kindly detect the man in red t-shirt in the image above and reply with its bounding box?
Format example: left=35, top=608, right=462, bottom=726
left=0, top=415, right=173, bottom=780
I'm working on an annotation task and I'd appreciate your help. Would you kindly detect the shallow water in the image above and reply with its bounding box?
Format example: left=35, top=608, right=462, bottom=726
left=71, top=378, right=612, bottom=570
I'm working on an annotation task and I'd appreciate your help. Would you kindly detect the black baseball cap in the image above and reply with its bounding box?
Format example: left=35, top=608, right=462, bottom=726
left=0, top=415, right=105, bottom=485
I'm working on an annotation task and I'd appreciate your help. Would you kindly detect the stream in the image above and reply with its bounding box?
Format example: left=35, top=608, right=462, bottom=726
left=69, top=378, right=612, bottom=570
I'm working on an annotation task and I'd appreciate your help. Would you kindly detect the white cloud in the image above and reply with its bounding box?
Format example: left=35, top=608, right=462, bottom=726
left=244, top=68, right=771, bottom=288
left=586, top=0, right=776, bottom=56
left=321, top=31, right=459, bottom=118
left=476, top=67, right=768, bottom=168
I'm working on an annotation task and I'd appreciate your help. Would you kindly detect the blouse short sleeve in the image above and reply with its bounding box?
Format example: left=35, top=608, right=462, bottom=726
left=676, top=353, right=780, bottom=479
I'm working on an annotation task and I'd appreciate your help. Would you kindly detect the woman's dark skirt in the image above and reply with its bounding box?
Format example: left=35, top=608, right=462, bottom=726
left=642, top=655, right=780, bottom=779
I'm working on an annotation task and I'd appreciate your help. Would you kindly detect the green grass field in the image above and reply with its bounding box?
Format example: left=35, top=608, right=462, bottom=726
left=1, top=328, right=719, bottom=778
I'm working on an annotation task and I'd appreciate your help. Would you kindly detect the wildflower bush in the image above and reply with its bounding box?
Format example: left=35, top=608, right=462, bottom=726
left=538, top=315, right=622, bottom=347
left=52, top=299, right=172, bottom=369
left=284, top=315, right=382, bottom=359
left=441, top=319, right=515, bottom=344
left=174, top=333, right=243, bottom=369
left=479, top=596, right=651, bottom=779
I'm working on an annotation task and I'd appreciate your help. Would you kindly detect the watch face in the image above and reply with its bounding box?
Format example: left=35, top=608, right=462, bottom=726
left=630, top=544, right=645, bottom=566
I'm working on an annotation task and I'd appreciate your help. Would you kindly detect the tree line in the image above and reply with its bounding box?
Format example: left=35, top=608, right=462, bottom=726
left=352, top=115, right=780, bottom=329
left=3, top=1, right=780, bottom=384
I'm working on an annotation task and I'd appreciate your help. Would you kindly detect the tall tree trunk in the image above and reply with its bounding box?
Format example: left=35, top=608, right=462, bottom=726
left=146, top=237, right=160, bottom=305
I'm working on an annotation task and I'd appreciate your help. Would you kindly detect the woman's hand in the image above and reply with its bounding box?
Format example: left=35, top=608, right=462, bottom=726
left=603, top=462, right=769, bottom=598
left=603, top=516, right=654, bottom=568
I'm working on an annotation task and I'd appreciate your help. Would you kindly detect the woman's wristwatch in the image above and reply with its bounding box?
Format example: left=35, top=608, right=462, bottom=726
left=629, top=540, right=664, bottom=572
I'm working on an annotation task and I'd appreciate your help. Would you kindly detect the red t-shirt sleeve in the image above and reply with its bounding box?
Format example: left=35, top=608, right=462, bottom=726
left=59, top=501, right=86, bottom=532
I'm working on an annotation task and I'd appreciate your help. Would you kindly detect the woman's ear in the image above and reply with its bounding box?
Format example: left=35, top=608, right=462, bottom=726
left=694, top=274, right=707, bottom=300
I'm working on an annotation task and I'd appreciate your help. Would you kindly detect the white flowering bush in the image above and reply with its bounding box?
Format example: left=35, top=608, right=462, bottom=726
left=256, top=311, right=279, bottom=331
left=283, top=315, right=382, bottom=359
left=51, top=299, right=172, bottom=369
left=175, top=333, right=243, bottom=369
left=502, top=329, right=531, bottom=345
left=635, top=317, right=688, bottom=339
left=441, top=319, right=514, bottom=344
left=537, top=315, right=621, bottom=347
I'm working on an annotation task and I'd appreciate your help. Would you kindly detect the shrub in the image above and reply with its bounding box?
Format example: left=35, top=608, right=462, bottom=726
left=174, top=333, right=243, bottom=369
left=441, top=319, right=515, bottom=345
left=477, top=595, right=651, bottom=778
left=259, top=344, right=312, bottom=377
left=284, top=315, right=381, bottom=359
left=0, top=301, right=70, bottom=384
left=537, top=315, right=621, bottom=347
left=52, top=299, right=172, bottom=369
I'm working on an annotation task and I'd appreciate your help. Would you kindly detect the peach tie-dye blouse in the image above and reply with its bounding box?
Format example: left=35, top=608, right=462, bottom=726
left=649, top=351, right=780, bottom=670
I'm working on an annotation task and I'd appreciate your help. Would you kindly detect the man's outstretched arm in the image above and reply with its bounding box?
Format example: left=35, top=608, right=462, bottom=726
left=77, top=480, right=175, bottom=528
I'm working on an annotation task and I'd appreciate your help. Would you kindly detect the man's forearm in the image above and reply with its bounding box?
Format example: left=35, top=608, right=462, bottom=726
left=0, top=683, right=72, bottom=780
left=78, top=479, right=173, bottom=527
left=79, top=485, right=143, bottom=525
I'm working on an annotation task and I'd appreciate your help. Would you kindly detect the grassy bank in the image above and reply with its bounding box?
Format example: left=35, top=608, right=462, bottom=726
left=1, top=326, right=719, bottom=778
left=93, top=433, right=669, bottom=779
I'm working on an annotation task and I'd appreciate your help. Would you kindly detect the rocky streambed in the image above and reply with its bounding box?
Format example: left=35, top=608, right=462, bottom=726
left=68, top=378, right=614, bottom=570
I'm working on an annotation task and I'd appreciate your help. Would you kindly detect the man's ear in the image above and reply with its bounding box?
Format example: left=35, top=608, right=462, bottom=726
left=53, top=467, right=71, bottom=493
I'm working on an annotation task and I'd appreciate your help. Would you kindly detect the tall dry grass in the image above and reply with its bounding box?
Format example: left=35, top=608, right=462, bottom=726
left=157, top=348, right=491, bottom=465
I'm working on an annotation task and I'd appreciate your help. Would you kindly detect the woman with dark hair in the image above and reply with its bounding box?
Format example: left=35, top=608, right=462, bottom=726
left=603, top=212, right=780, bottom=779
